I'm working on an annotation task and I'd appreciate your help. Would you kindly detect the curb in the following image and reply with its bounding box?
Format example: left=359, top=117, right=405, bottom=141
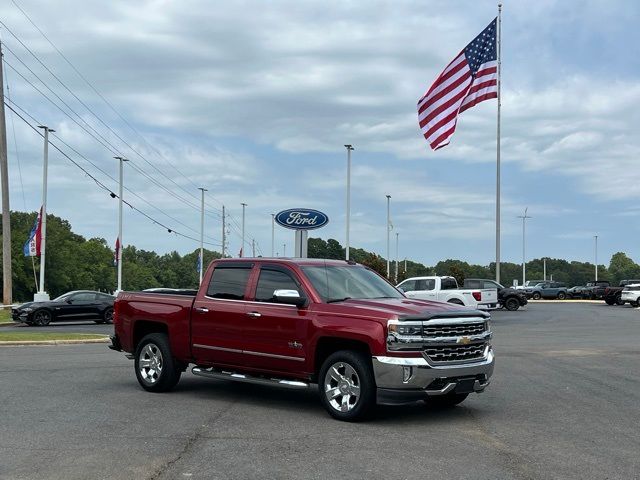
left=0, top=323, right=18, bottom=328
left=0, top=338, right=110, bottom=347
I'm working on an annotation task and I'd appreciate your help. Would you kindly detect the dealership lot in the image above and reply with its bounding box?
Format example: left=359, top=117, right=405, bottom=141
left=1, top=303, right=639, bottom=480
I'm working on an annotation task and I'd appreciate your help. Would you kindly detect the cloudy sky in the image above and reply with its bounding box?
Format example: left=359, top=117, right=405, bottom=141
left=1, top=0, right=639, bottom=268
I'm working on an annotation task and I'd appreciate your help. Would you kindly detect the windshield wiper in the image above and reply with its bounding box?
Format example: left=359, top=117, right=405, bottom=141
left=326, top=297, right=352, bottom=303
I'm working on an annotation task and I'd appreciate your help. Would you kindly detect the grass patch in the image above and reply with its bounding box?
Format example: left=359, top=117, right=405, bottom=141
left=0, top=332, right=107, bottom=342
left=0, top=309, right=12, bottom=324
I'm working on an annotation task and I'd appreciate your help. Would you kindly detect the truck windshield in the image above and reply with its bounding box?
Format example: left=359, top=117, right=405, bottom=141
left=301, top=265, right=403, bottom=302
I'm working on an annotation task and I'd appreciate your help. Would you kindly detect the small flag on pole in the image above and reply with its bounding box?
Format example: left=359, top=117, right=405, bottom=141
left=418, top=18, right=498, bottom=150
left=23, top=207, right=43, bottom=257
left=114, top=237, right=120, bottom=266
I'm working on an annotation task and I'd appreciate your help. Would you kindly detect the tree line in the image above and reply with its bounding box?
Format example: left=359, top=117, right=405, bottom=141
left=1, top=211, right=638, bottom=301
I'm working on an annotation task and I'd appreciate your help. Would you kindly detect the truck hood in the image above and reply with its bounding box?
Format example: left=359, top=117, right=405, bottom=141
left=321, top=297, right=487, bottom=323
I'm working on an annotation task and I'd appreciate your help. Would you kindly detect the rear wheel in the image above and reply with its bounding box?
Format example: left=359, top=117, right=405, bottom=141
left=504, top=297, right=520, bottom=311
left=102, top=307, right=114, bottom=324
left=616, top=296, right=625, bottom=306
left=135, top=333, right=181, bottom=392
left=605, top=298, right=615, bottom=306
left=532, top=292, right=541, bottom=300
left=425, top=392, right=469, bottom=409
left=447, top=299, right=465, bottom=306
left=32, top=309, right=52, bottom=326
left=319, top=350, right=375, bottom=422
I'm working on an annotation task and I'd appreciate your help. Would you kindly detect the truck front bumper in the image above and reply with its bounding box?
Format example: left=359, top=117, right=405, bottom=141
left=372, top=349, right=495, bottom=405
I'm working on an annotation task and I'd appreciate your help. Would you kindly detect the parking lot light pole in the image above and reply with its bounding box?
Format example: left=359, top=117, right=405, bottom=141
left=35, top=126, right=54, bottom=301
left=198, top=187, right=207, bottom=285
left=271, top=213, right=275, bottom=257
left=386, top=195, right=391, bottom=278
left=114, top=156, right=128, bottom=294
left=517, top=207, right=531, bottom=287
left=395, top=232, right=399, bottom=284
left=241, top=203, right=247, bottom=257
left=594, top=235, right=598, bottom=281
left=344, top=145, right=353, bottom=260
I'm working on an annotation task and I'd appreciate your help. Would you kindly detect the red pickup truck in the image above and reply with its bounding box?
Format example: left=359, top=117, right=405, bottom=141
left=110, top=258, right=494, bottom=421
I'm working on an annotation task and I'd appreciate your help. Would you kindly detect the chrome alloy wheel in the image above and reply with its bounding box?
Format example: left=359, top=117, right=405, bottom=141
left=138, top=343, right=163, bottom=384
left=324, top=362, right=361, bottom=413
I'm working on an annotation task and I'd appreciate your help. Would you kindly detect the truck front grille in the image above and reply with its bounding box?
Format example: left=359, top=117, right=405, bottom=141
left=424, top=343, right=487, bottom=363
left=423, top=322, right=486, bottom=338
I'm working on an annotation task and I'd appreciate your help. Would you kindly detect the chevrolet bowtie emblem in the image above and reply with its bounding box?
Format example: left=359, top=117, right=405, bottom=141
left=458, top=336, right=471, bottom=345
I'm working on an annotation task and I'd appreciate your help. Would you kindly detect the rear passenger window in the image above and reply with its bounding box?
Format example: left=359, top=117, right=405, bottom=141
left=415, top=279, right=435, bottom=290
left=207, top=267, right=251, bottom=300
left=441, top=278, right=458, bottom=290
left=398, top=280, right=416, bottom=292
left=255, top=269, right=300, bottom=303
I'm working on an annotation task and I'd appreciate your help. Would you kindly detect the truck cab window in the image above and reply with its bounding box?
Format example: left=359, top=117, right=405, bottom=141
left=441, top=278, right=458, bottom=290
left=255, top=269, right=300, bottom=303
left=207, top=267, right=251, bottom=300
left=398, top=280, right=415, bottom=292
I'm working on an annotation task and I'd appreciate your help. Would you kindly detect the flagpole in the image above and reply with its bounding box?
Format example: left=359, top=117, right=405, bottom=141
left=495, top=3, right=502, bottom=283
left=115, top=156, right=128, bottom=293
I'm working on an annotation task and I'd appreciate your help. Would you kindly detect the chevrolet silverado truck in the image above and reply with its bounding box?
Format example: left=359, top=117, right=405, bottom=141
left=397, top=276, right=498, bottom=309
left=110, top=258, right=494, bottom=421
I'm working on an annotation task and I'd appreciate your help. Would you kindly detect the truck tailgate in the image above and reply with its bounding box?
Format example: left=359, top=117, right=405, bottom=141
left=479, top=288, right=498, bottom=305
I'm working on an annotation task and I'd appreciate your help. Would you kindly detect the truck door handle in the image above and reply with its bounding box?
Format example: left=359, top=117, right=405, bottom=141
left=194, top=307, right=209, bottom=313
left=246, top=311, right=261, bottom=318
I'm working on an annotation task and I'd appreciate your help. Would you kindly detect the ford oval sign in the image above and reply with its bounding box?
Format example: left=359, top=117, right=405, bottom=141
left=275, top=209, right=329, bottom=230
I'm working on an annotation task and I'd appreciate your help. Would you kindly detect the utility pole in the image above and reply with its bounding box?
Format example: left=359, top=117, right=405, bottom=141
left=198, top=187, right=207, bottom=285
left=240, top=203, right=247, bottom=257
left=34, top=126, right=54, bottom=301
left=114, top=156, right=128, bottom=293
left=517, top=207, right=531, bottom=288
left=594, top=235, right=598, bottom=281
left=271, top=213, right=275, bottom=257
left=344, top=145, right=353, bottom=260
left=0, top=41, right=12, bottom=305
left=221, top=205, right=226, bottom=257
left=386, top=195, right=391, bottom=278
left=395, top=232, right=399, bottom=284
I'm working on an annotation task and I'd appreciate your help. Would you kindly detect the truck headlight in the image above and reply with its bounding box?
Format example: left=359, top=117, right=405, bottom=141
left=389, top=324, right=422, bottom=336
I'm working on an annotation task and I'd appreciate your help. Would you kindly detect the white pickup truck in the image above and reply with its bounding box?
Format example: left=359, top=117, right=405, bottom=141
left=396, top=276, right=498, bottom=309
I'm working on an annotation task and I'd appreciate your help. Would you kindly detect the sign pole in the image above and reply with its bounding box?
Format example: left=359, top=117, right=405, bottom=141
left=35, top=126, right=54, bottom=301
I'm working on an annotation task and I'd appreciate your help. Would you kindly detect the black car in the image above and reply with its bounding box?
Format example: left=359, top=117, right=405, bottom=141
left=463, top=278, right=528, bottom=311
left=11, top=290, right=115, bottom=326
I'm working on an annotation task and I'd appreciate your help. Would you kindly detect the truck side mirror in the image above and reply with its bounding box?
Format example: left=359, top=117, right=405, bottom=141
left=273, top=289, right=307, bottom=307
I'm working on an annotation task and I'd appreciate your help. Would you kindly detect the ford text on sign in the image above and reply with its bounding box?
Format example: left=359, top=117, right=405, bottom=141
left=275, top=209, right=329, bottom=230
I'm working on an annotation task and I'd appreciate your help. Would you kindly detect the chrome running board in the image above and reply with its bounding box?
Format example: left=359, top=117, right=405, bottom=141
left=191, top=366, right=311, bottom=390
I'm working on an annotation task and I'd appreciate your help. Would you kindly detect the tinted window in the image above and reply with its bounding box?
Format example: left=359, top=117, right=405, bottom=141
left=415, top=279, right=435, bottom=290
left=483, top=281, right=500, bottom=289
left=398, top=280, right=416, bottom=292
left=255, top=269, right=300, bottom=303
left=73, top=292, right=96, bottom=302
left=441, top=278, right=458, bottom=290
left=465, top=280, right=481, bottom=289
left=207, top=267, right=251, bottom=300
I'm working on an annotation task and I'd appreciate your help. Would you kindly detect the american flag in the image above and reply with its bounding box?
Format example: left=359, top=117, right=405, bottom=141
left=418, top=18, right=498, bottom=150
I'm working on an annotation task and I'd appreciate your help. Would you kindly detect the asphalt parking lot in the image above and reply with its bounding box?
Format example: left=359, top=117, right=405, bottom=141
left=1, top=303, right=639, bottom=480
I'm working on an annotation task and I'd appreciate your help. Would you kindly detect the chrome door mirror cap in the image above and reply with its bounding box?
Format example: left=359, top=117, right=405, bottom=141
left=273, top=289, right=307, bottom=307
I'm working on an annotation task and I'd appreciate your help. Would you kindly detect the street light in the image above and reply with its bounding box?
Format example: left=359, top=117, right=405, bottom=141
left=386, top=195, right=391, bottom=278
left=344, top=145, right=354, bottom=260
left=594, top=235, right=598, bottom=281
left=517, top=207, right=531, bottom=287
left=114, top=156, right=129, bottom=293
left=240, top=203, right=247, bottom=257
left=271, top=213, right=275, bottom=257
left=198, top=187, right=207, bottom=285
left=34, top=126, right=54, bottom=301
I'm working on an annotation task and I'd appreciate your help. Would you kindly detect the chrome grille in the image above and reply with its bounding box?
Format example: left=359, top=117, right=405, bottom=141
left=424, top=343, right=487, bottom=363
left=423, top=322, right=486, bottom=338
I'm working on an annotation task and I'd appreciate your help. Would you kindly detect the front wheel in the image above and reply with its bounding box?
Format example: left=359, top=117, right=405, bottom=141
left=616, top=296, right=625, bottom=306
left=605, top=298, right=615, bottom=306
left=425, top=392, right=469, bottom=409
left=319, top=350, right=375, bottom=422
left=32, top=309, right=52, bottom=326
left=532, top=292, right=541, bottom=300
left=504, top=297, right=520, bottom=311
left=134, top=333, right=181, bottom=392
left=557, top=292, right=566, bottom=300
left=102, top=308, right=114, bottom=324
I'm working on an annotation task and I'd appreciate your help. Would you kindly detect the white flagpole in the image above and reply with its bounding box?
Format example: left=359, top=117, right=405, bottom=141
left=495, top=3, right=502, bottom=283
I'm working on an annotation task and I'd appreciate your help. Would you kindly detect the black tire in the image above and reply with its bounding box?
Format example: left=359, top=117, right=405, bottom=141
left=557, top=292, right=566, bottom=300
left=616, top=296, right=625, bottom=306
left=103, top=308, right=114, bottom=324
left=532, top=292, right=541, bottom=300
left=447, top=299, right=465, bottom=306
left=318, top=350, right=376, bottom=422
left=605, top=298, right=615, bottom=306
left=631, top=301, right=639, bottom=308
left=425, top=392, right=469, bottom=409
left=134, top=333, right=181, bottom=393
left=32, top=309, right=52, bottom=326
left=504, top=297, right=520, bottom=311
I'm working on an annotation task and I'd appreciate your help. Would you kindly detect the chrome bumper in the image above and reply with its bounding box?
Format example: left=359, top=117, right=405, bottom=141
left=372, top=348, right=495, bottom=405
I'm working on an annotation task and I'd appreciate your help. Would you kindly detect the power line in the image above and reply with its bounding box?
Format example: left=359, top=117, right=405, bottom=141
left=4, top=100, right=222, bottom=247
